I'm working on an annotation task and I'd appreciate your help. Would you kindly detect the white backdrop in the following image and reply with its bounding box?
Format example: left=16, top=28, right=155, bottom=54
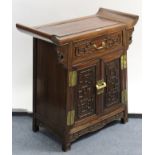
left=12, top=0, right=142, bottom=113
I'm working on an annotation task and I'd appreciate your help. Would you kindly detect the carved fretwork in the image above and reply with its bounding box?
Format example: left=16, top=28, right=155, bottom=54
left=127, top=28, right=134, bottom=45
left=105, top=59, right=121, bottom=107
left=56, top=46, right=68, bottom=68
left=69, top=112, right=124, bottom=142
left=57, top=50, right=64, bottom=63
left=74, top=31, right=122, bottom=57
left=75, top=67, right=96, bottom=120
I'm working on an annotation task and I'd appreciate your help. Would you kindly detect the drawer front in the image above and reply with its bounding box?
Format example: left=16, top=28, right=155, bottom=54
left=73, top=31, right=123, bottom=62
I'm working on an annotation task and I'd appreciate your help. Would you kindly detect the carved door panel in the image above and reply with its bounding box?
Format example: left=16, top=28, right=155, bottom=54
left=102, top=58, right=122, bottom=112
left=73, top=59, right=101, bottom=122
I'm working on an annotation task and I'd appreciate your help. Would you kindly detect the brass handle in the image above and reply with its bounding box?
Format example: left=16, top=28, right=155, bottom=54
left=96, top=80, right=106, bottom=95
left=93, top=41, right=106, bottom=50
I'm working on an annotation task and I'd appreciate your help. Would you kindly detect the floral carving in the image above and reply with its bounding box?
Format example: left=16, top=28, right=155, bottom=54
left=127, top=28, right=134, bottom=45
left=57, top=50, right=64, bottom=63
left=69, top=112, right=124, bottom=142
left=74, top=31, right=122, bottom=57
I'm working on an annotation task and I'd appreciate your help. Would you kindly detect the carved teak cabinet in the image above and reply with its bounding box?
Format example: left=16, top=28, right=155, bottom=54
left=16, top=8, right=138, bottom=151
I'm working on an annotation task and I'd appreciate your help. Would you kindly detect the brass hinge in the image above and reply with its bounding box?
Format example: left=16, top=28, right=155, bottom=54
left=67, top=110, right=75, bottom=126
left=121, top=54, right=127, bottom=70
left=69, top=71, right=77, bottom=87
left=121, top=89, right=127, bottom=104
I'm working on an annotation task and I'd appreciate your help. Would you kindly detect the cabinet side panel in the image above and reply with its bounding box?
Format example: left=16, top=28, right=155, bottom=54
left=36, top=39, right=67, bottom=136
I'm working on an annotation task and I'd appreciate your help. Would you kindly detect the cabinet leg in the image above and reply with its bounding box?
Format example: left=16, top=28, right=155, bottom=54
left=121, top=117, right=128, bottom=124
left=62, top=142, right=71, bottom=152
left=121, top=111, right=128, bottom=124
left=32, top=117, right=39, bottom=132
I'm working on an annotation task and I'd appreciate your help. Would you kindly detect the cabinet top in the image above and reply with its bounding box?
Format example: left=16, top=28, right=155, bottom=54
left=16, top=8, right=138, bottom=45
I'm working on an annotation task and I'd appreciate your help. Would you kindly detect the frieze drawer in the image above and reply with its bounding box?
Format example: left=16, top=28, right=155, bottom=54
left=73, top=31, right=123, bottom=62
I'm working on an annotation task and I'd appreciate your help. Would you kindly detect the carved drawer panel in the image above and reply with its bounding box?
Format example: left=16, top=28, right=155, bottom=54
left=73, top=31, right=123, bottom=62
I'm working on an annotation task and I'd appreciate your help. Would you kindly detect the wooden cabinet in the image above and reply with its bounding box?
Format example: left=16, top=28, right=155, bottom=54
left=16, top=8, right=138, bottom=151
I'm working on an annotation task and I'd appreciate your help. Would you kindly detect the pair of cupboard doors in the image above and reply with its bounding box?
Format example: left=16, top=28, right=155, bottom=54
left=70, top=41, right=127, bottom=126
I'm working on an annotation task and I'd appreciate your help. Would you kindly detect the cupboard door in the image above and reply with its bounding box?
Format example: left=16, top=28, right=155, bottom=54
left=73, top=59, right=101, bottom=121
left=103, top=58, right=122, bottom=111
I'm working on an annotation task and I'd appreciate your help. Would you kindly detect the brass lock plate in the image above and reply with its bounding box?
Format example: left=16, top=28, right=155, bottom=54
left=96, top=80, right=106, bottom=95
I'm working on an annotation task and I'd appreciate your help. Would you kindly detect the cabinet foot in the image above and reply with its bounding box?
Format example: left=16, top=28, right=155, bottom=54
left=121, top=117, right=128, bottom=124
left=121, top=112, right=128, bottom=124
left=121, top=108, right=128, bottom=124
left=32, top=118, right=39, bottom=132
left=62, top=143, right=71, bottom=152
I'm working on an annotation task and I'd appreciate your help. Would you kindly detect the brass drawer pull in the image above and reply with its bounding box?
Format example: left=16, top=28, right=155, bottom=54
left=96, top=80, right=106, bottom=95
left=93, top=41, right=106, bottom=50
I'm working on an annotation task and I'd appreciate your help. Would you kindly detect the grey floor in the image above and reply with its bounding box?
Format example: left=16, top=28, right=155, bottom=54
left=12, top=116, right=142, bottom=155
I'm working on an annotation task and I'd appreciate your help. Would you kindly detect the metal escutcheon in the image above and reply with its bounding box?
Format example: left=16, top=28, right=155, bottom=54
left=96, top=80, right=106, bottom=95
left=93, top=41, right=106, bottom=50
